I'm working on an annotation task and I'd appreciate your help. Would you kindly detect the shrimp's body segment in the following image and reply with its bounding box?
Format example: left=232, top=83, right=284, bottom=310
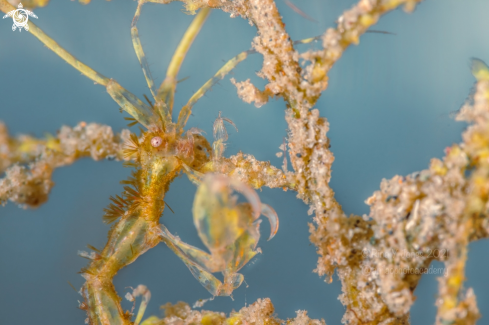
left=81, top=127, right=212, bottom=324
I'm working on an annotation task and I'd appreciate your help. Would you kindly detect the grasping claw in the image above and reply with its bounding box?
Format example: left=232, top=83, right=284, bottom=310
left=158, top=174, right=279, bottom=297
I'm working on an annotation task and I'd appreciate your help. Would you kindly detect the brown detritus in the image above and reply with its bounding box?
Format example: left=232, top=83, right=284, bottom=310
left=142, top=299, right=323, bottom=325
left=230, top=78, right=272, bottom=108
left=308, top=63, right=489, bottom=324
left=0, top=122, right=129, bottom=208
left=200, top=152, right=296, bottom=190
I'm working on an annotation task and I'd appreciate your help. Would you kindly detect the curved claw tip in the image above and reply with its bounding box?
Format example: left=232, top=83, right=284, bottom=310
left=260, top=204, right=279, bottom=240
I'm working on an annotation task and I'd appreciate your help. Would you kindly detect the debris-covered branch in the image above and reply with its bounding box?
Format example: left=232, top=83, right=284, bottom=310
left=141, top=298, right=325, bottom=325
left=0, top=122, right=129, bottom=208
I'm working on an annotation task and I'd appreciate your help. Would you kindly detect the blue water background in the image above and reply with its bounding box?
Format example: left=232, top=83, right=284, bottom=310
left=1, top=1, right=489, bottom=324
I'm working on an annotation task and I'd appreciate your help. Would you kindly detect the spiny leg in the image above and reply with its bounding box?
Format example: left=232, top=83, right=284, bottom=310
left=131, top=0, right=157, bottom=100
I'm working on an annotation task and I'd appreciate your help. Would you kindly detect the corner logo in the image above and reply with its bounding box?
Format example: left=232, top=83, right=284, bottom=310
left=2, top=3, right=38, bottom=32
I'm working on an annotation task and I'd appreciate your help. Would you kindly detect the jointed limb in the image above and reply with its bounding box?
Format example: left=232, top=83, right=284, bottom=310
left=131, top=2, right=157, bottom=100
left=106, top=80, right=162, bottom=129
left=176, top=49, right=253, bottom=131
left=159, top=224, right=216, bottom=272
left=156, top=6, right=211, bottom=112
left=130, top=1, right=211, bottom=126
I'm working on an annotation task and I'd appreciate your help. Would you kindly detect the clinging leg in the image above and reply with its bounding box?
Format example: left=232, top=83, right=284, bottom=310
left=158, top=225, right=228, bottom=297
left=155, top=6, right=211, bottom=113
left=130, top=1, right=211, bottom=124
left=131, top=0, right=157, bottom=100
left=158, top=224, right=217, bottom=272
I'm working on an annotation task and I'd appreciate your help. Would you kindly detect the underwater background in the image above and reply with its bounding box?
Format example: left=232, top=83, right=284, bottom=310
left=1, top=0, right=489, bottom=324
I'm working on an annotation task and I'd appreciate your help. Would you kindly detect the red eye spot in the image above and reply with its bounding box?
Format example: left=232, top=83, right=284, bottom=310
left=151, top=136, right=162, bottom=148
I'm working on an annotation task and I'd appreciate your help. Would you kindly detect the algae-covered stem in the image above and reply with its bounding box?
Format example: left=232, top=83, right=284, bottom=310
left=229, top=0, right=425, bottom=323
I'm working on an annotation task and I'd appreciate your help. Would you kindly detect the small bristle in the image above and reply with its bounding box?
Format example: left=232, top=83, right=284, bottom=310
left=103, top=209, right=123, bottom=224
left=105, top=203, right=123, bottom=213
left=109, top=195, right=125, bottom=206
left=177, top=76, right=190, bottom=84
left=132, top=201, right=141, bottom=209
left=87, top=244, right=101, bottom=253
left=120, top=172, right=141, bottom=193
left=102, top=169, right=143, bottom=224
left=123, top=186, right=140, bottom=199
left=122, top=133, right=140, bottom=159
left=143, top=94, right=155, bottom=109
left=67, top=281, right=78, bottom=293
left=120, top=176, right=137, bottom=186
left=103, top=195, right=127, bottom=224
left=122, top=150, right=137, bottom=159
left=164, top=201, right=175, bottom=214
left=123, top=161, right=138, bottom=168
left=130, top=133, right=139, bottom=145
left=103, top=213, right=121, bottom=224
left=78, top=267, right=94, bottom=275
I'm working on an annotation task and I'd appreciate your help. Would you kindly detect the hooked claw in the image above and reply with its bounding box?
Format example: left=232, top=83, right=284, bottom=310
left=260, top=204, right=279, bottom=240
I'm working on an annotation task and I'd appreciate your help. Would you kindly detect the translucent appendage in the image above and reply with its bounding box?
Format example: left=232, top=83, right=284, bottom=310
left=226, top=228, right=260, bottom=273
left=107, top=80, right=160, bottom=129
left=159, top=225, right=226, bottom=296
left=159, top=225, right=217, bottom=272
left=131, top=26, right=157, bottom=99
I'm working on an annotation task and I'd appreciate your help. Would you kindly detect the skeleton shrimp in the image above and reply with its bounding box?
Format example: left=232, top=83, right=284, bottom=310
left=0, top=1, right=291, bottom=324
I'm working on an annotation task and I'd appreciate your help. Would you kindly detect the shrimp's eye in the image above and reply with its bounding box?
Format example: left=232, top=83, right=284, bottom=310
left=151, top=136, right=163, bottom=148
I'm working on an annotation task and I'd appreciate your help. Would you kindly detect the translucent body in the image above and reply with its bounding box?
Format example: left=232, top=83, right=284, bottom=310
left=81, top=128, right=213, bottom=324
left=159, top=174, right=279, bottom=296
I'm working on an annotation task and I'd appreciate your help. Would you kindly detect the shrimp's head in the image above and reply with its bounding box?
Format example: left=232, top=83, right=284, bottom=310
left=128, top=128, right=212, bottom=172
